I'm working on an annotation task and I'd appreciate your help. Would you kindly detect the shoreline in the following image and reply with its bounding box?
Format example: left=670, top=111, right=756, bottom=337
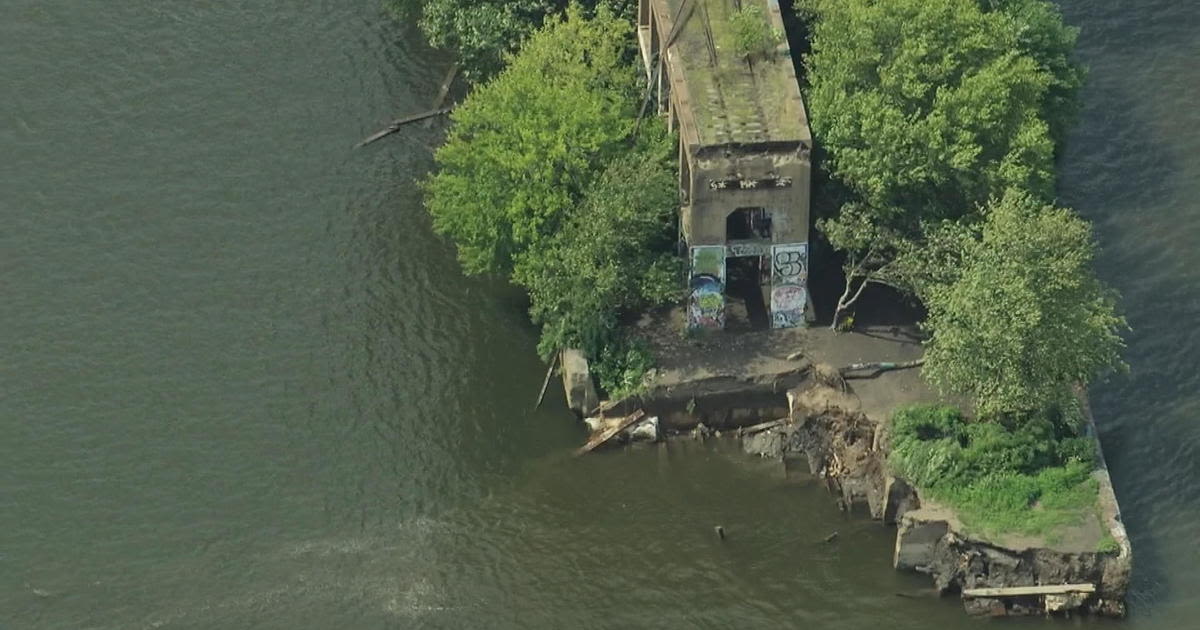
left=565, top=325, right=1132, bottom=618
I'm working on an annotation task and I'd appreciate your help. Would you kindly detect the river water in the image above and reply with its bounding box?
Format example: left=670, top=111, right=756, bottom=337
left=2, top=1, right=1197, bottom=628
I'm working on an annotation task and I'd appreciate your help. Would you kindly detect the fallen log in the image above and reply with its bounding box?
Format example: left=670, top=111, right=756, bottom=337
left=575, top=409, right=645, bottom=456
left=356, top=107, right=452, bottom=148
left=839, top=359, right=925, bottom=379
left=430, top=63, right=459, bottom=110
left=739, top=418, right=785, bottom=436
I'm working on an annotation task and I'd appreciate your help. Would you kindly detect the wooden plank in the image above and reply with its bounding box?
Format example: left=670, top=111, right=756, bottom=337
left=575, top=410, right=646, bottom=456
left=962, top=584, right=1095, bottom=598
left=532, top=350, right=561, bottom=410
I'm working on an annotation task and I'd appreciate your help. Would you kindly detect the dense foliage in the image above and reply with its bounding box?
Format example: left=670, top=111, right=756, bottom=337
left=918, top=190, right=1128, bottom=416
left=802, top=0, right=1087, bottom=329
left=424, top=6, right=639, bottom=275
left=512, top=134, right=682, bottom=395
left=423, top=6, right=678, bottom=396
left=802, top=0, right=1078, bottom=224
left=388, top=0, right=624, bottom=81
left=889, top=404, right=1100, bottom=537
left=730, top=5, right=783, bottom=60
left=386, top=0, right=559, bottom=80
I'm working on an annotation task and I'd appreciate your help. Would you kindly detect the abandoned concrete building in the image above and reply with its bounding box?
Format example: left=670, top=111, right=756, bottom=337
left=637, top=0, right=813, bottom=330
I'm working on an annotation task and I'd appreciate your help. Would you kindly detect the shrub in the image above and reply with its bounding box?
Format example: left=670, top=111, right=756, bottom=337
left=591, top=336, right=656, bottom=399
left=889, top=404, right=1100, bottom=537
left=730, top=5, right=782, bottom=59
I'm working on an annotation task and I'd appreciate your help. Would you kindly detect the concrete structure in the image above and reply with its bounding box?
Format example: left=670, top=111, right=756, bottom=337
left=637, top=0, right=813, bottom=330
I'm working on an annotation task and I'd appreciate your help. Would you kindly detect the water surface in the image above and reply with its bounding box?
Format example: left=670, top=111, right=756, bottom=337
left=2, top=0, right=1198, bottom=627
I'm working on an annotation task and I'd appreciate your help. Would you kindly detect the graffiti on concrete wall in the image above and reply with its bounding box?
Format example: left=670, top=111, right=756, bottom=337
left=770, top=243, right=808, bottom=329
left=725, top=240, right=769, bottom=258
left=688, top=246, right=726, bottom=330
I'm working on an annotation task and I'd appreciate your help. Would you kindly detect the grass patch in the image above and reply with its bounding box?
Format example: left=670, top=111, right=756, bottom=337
left=889, top=404, right=1100, bottom=538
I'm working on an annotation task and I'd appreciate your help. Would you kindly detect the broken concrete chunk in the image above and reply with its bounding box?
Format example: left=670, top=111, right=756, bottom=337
left=560, top=349, right=598, bottom=415
left=894, top=513, right=950, bottom=572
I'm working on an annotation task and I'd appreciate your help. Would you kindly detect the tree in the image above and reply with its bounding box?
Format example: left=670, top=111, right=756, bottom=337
left=979, top=0, right=1086, bottom=143
left=423, top=5, right=638, bottom=275
left=802, top=0, right=1068, bottom=222
left=387, top=0, right=559, bottom=80
left=730, top=5, right=783, bottom=60
left=919, top=190, right=1127, bottom=416
left=512, top=127, right=681, bottom=364
left=818, top=205, right=911, bottom=329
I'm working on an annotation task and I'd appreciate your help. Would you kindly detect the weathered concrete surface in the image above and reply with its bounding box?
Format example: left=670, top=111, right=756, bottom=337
left=775, top=381, right=1131, bottom=618
left=560, top=348, right=598, bottom=416
left=894, top=514, right=948, bottom=572
left=602, top=315, right=932, bottom=430
left=896, top=500, right=1129, bottom=617
left=586, top=319, right=1131, bottom=618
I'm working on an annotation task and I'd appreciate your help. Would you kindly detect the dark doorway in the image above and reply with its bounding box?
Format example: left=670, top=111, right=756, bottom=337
left=725, top=255, right=770, bottom=330
left=726, top=207, right=771, bottom=240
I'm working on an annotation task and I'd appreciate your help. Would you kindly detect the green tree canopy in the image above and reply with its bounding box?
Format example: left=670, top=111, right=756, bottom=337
left=802, top=0, right=1080, bottom=225
left=423, top=5, right=638, bottom=274
left=980, top=0, right=1085, bottom=142
left=388, top=0, right=559, bottom=80
left=388, top=1, right=622, bottom=81
left=919, top=190, right=1127, bottom=416
left=512, top=130, right=681, bottom=360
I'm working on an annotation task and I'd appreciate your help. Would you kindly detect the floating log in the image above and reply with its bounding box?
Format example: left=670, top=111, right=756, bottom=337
left=430, top=63, right=459, bottom=110
left=962, top=584, right=1096, bottom=598
left=533, top=350, right=561, bottom=410
left=356, top=107, right=453, bottom=148
left=575, top=409, right=645, bottom=456
left=358, top=63, right=459, bottom=147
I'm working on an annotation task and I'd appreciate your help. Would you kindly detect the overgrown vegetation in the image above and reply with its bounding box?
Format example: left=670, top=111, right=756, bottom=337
left=801, top=0, right=1086, bottom=328
left=730, top=4, right=783, bottom=60
left=917, top=190, right=1127, bottom=416
left=802, top=0, right=1123, bottom=414
left=423, top=5, right=678, bottom=396
left=387, top=0, right=618, bottom=81
left=890, top=404, right=1100, bottom=538
left=798, top=0, right=1126, bottom=541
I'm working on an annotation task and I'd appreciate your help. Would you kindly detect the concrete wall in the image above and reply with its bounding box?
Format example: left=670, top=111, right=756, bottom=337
left=682, top=143, right=811, bottom=247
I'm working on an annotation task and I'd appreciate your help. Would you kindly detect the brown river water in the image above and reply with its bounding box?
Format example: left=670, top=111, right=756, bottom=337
left=2, top=1, right=1198, bottom=627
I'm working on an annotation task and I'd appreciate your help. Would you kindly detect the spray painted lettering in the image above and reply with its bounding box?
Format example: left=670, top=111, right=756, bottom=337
left=770, top=243, right=808, bottom=329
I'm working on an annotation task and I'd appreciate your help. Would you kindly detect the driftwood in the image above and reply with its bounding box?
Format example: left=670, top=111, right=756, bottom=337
left=533, top=351, right=561, bottom=410
left=431, top=64, right=459, bottom=110
left=357, top=64, right=460, bottom=147
left=739, top=418, right=785, bottom=436
left=839, top=359, right=925, bottom=379
left=356, top=107, right=452, bottom=147
left=575, top=409, right=645, bottom=456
